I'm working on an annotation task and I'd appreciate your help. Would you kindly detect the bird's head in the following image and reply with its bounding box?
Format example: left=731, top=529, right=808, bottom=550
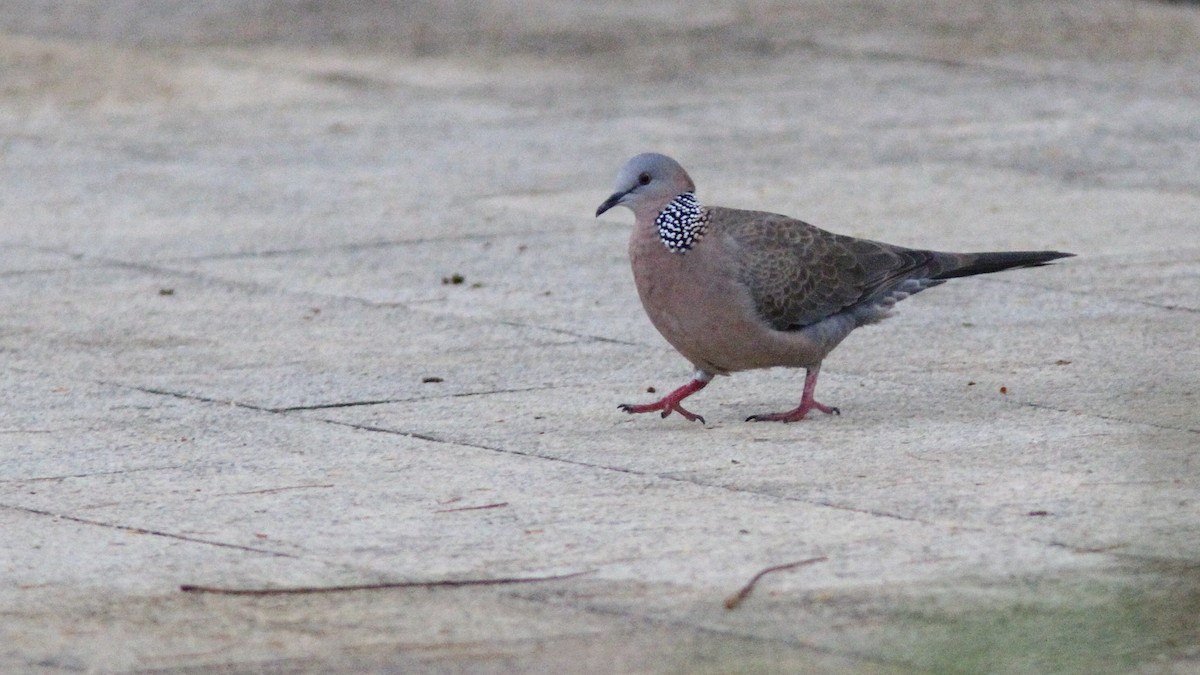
left=595, top=153, right=696, bottom=218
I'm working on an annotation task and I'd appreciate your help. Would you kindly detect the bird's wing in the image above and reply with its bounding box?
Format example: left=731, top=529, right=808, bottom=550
left=711, top=207, right=936, bottom=331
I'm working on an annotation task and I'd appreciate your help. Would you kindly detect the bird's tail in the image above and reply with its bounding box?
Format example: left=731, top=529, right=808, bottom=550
left=933, top=250, right=1074, bottom=280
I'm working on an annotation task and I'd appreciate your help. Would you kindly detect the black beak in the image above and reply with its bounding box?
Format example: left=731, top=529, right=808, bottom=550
left=595, top=190, right=626, bottom=217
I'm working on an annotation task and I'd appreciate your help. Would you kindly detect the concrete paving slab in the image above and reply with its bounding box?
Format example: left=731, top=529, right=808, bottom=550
left=0, top=263, right=600, bottom=408
left=1, top=0, right=1199, bottom=672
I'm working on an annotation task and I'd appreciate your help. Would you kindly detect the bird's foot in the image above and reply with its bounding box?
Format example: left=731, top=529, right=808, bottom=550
left=619, top=376, right=710, bottom=424
left=746, top=401, right=840, bottom=423
left=620, top=399, right=705, bottom=424
left=747, top=365, right=839, bottom=423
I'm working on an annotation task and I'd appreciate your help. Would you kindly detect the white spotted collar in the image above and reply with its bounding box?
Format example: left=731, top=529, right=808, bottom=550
left=655, top=192, right=708, bottom=254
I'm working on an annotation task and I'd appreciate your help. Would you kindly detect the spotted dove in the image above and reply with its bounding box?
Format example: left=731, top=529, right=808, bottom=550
left=595, top=153, right=1073, bottom=424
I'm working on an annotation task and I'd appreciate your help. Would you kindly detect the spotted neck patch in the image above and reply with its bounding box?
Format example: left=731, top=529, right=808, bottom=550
left=655, top=192, right=708, bottom=254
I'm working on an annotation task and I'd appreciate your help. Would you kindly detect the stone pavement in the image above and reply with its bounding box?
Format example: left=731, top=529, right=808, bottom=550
left=1, top=1, right=1198, bottom=672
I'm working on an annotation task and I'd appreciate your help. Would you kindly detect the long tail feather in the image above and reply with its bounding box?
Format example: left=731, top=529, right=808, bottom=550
left=934, top=250, right=1074, bottom=280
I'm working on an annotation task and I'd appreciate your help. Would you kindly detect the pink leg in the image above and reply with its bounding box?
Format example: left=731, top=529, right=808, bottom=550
left=620, top=370, right=711, bottom=424
left=746, top=366, right=841, bottom=423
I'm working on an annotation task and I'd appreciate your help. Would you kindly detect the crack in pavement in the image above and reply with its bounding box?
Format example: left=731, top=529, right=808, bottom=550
left=116, top=382, right=567, bottom=413
left=2, top=503, right=297, bottom=558
left=149, top=227, right=558, bottom=264
left=2, top=464, right=186, bottom=484
left=981, top=274, right=1200, bottom=315
left=120, top=384, right=272, bottom=412
left=269, top=385, right=562, bottom=412
left=829, top=368, right=1200, bottom=438
left=495, top=320, right=642, bottom=346
left=1024, top=401, right=1200, bottom=435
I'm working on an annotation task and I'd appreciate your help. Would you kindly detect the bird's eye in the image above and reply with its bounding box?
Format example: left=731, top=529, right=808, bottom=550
left=637, top=172, right=651, bottom=186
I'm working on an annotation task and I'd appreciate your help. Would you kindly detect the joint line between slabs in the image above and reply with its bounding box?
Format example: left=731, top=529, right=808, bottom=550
left=0, top=503, right=296, bottom=558
left=495, top=320, right=641, bottom=346
left=6, top=465, right=187, bottom=484
left=272, top=385, right=563, bottom=412
left=1023, top=401, right=1200, bottom=435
